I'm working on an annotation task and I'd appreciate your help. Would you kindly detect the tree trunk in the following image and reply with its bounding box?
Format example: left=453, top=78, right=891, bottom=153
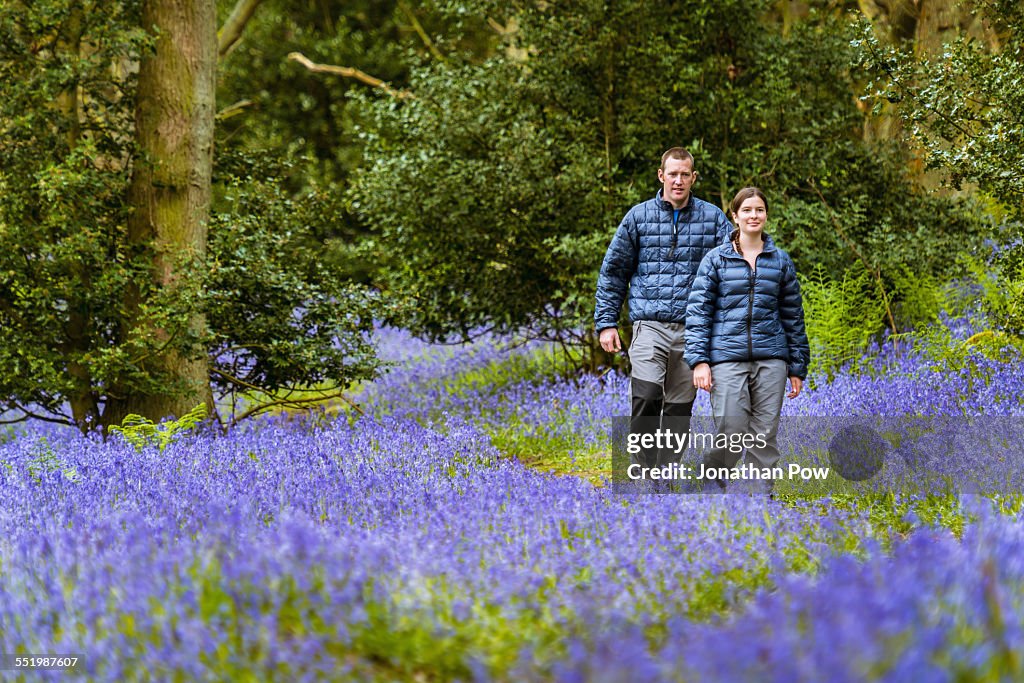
left=104, top=0, right=217, bottom=428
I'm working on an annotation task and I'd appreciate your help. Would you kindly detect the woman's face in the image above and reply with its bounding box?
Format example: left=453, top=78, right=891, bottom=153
left=732, top=196, right=767, bottom=236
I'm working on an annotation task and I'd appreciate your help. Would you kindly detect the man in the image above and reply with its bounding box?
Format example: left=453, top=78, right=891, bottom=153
left=595, top=147, right=731, bottom=471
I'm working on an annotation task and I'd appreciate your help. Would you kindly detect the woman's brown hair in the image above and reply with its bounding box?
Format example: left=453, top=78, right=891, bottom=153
left=729, top=186, right=769, bottom=216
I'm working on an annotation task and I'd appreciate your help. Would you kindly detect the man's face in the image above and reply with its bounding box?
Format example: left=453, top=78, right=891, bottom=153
left=658, top=157, right=696, bottom=209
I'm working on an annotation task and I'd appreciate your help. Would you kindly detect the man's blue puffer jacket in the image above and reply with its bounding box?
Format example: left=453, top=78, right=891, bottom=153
left=594, top=191, right=730, bottom=331
left=684, top=235, right=810, bottom=379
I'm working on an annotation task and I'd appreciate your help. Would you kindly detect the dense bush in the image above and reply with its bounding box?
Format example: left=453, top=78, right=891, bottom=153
left=351, top=0, right=989, bottom=361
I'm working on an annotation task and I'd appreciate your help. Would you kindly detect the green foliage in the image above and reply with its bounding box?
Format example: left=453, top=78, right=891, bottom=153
left=352, top=0, right=988, bottom=359
left=207, top=151, right=383, bottom=420
left=959, top=247, right=1024, bottom=336
left=794, top=235, right=1024, bottom=388
left=889, top=264, right=950, bottom=330
left=907, top=321, right=1024, bottom=405
left=800, top=247, right=1023, bottom=385
left=856, top=1, right=1024, bottom=332
left=109, top=403, right=209, bottom=452
left=0, top=0, right=157, bottom=426
left=856, top=2, right=1024, bottom=218
left=800, top=264, right=887, bottom=382
left=25, top=436, right=79, bottom=483
left=214, top=0, right=480, bottom=283
left=0, top=1, right=384, bottom=431
left=216, top=0, right=458, bottom=180
left=903, top=250, right=1024, bottom=374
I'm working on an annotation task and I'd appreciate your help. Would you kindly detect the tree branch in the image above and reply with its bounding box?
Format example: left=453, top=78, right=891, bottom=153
left=210, top=366, right=265, bottom=393
left=399, top=1, right=445, bottom=62
left=216, top=99, right=253, bottom=120
left=211, top=367, right=365, bottom=422
left=218, top=0, right=264, bottom=58
left=232, top=391, right=364, bottom=424
left=287, top=52, right=414, bottom=99
left=0, top=403, right=74, bottom=426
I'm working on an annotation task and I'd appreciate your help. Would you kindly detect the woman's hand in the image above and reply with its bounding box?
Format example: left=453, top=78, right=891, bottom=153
left=693, top=363, right=713, bottom=392
left=787, top=376, right=803, bottom=399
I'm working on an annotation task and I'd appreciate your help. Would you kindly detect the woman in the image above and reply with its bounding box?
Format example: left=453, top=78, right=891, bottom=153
left=684, top=187, right=809, bottom=492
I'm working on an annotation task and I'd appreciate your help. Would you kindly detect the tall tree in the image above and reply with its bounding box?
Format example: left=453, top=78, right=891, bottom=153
left=0, top=0, right=381, bottom=431
left=107, top=0, right=219, bottom=426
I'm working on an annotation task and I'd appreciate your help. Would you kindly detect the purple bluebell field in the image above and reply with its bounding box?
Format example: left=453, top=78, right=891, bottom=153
left=2, top=319, right=1024, bottom=681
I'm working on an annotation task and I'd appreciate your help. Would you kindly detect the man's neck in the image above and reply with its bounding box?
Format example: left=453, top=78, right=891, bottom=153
left=667, top=194, right=690, bottom=210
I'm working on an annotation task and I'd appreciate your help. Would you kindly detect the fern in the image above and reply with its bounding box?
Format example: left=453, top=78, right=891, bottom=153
left=110, top=403, right=209, bottom=452
left=800, top=264, right=886, bottom=383
left=960, top=251, right=1024, bottom=336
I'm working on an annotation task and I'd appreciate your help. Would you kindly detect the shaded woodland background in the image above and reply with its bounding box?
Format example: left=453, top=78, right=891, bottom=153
left=1, top=0, right=1021, bottom=430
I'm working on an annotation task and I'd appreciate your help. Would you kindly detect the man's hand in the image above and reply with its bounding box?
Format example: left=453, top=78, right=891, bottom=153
left=787, top=376, right=803, bottom=399
left=599, top=328, right=622, bottom=353
left=693, top=362, right=712, bottom=392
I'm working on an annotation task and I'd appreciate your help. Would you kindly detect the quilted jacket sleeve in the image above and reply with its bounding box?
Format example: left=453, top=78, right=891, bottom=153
left=684, top=250, right=720, bottom=368
left=779, top=257, right=810, bottom=379
left=594, top=212, right=638, bottom=332
left=715, top=208, right=732, bottom=245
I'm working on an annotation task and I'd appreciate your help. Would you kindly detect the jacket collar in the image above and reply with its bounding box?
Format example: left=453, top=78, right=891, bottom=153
left=721, top=233, right=778, bottom=257
left=655, top=190, right=695, bottom=213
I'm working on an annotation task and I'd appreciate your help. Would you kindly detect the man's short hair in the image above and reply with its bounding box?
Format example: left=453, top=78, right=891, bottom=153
left=660, top=147, right=695, bottom=169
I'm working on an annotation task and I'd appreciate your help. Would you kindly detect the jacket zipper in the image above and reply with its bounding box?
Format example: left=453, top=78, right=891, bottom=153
left=746, top=255, right=760, bottom=359
left=668, top=209, right=680, bottom=258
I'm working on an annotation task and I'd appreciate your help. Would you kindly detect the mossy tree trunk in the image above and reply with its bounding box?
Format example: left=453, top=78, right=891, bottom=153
left=104, top=0, right=217, bottom=428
